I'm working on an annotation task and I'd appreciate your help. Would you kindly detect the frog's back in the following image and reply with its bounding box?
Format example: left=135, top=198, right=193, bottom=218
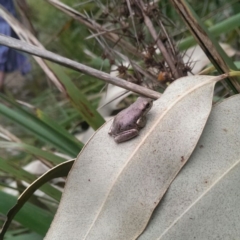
left=111, top=106, right=140, bottom=134
left=110, top=97, right=153, bottom=135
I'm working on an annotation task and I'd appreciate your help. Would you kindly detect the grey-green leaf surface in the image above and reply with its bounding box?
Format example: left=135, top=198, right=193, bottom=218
left=44, top=75, right=226, bottom=240
left=138, top=94, right=240, bottom=239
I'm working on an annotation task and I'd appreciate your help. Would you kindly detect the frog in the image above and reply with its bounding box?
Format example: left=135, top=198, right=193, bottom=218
left=108, top=97, right=153, bottom=143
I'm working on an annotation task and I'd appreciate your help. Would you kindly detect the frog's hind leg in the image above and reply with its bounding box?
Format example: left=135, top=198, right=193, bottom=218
left=114, top=129, right=139, bottom=143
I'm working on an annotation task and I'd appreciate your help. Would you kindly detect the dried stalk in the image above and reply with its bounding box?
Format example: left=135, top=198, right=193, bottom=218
left=170, top=0, right=240, bottom=93
left=45, top=0, right=143, bottom=58
left=137, top=0, right=181, bottom=79
left=0, top=35, right=161, bottom=99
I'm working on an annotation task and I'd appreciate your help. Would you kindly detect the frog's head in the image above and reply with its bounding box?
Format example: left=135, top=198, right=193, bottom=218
left=137, top=97, right=153, bottom=114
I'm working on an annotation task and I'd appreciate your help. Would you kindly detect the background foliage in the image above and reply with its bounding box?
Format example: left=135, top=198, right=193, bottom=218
left=0, top=0, right=240, bottom=239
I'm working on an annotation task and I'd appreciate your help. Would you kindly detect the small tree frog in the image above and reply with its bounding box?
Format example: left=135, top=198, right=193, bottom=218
left=108, top=97, right=153, bottom=143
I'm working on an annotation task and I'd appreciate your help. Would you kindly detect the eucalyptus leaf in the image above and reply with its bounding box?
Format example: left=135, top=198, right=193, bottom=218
left=44, top=75, right=226, bottom=240
left=139, top=94, right=240, bottom=239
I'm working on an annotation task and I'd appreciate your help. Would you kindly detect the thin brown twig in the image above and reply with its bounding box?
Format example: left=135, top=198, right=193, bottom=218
left=0, top=34, right=161, bottom=100
left=137, top=0, right=181, bottom=79
left=126, top=0, right=139, bottom=47
left=158, top=20, right=176, bottom=57
left=45, top=0, right=144, bottom=59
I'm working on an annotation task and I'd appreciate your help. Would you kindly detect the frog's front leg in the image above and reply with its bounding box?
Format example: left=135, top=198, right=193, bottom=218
left=113, top=129, right=139, bottom=143
left=136, top=115, right=147, bottom=128
left=108, top=124, right=114, bottom=136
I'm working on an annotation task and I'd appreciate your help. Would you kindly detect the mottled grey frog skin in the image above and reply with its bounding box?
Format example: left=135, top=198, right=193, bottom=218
left=108, top=97, right=153, bottom=143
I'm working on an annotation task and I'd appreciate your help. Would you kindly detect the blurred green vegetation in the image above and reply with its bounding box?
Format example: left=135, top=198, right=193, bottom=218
left=0, top=0, right=240, bottom=239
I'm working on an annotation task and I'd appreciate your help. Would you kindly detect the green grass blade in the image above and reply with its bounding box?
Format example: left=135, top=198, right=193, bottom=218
left=0, top=157, right=61, bottom=201
left=0, top=5, right=104, bottom=131
left=36, top=108, right=83, bottom=148
left=0, top=160, right=74, bottom=239
left=171, top=0, right=240, bottom=93
left=0, top=141, right=66, bottom=165
left=179, top=13, right=240, bottom=50
left=5, top=231, right=42, bottom=240
left=46, top=62, right=105, bottom=130
left=0, top=95, right=82, bottom=157
left=0, top=191, right=53, bottom=238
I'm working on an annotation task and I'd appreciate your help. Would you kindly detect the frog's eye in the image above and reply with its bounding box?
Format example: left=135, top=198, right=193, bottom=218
left=145, top=103, right=152, bottom=110
left=146, top=103, right=150, bottom=108
left=145, top=101, right=153, bottom=110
